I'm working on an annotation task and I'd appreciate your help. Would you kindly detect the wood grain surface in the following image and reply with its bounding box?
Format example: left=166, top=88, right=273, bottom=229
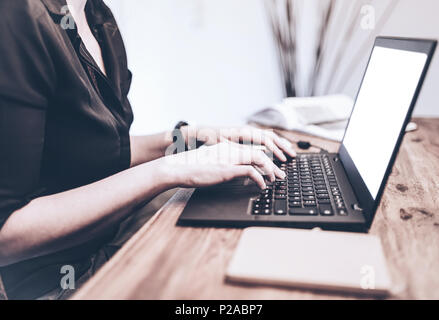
left=73, top=118, right=439, bottom=300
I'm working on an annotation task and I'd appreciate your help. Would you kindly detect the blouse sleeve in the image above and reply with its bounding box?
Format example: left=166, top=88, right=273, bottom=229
left=0, top=3, right=56, bottom=228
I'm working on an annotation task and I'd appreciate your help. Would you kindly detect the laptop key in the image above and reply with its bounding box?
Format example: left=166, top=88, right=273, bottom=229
left=303, top=200, right=316, bottom=206
left=274, top=200, right=287, bottom=215
left=319, top=204, right=334, bottom=216
left=336, top=203, right=345, bottom=209
left=289, top=207, right=318, bottom=216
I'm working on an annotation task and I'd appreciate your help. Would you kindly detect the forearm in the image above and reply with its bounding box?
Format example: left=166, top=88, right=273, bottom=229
left=130, top=132, right=174, bottom=167
left=0, top=159, right=176, bottom=267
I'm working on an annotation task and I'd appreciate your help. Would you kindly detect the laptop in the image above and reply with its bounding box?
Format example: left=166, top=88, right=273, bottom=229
left=177, top=37, right=437, bottom=232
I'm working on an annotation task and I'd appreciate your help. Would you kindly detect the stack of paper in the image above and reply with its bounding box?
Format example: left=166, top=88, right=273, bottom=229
left=248, top=94, right=354, bottom=141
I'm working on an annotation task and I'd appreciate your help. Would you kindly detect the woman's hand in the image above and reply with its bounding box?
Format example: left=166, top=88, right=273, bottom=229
left=181, top=125, right=296, bottom=162
left=159, top=142, right=286, bottom=190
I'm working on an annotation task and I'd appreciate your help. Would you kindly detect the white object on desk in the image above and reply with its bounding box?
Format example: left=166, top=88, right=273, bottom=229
left=248, top=95, right=354, bottom=141
left=226, top=227, right=392, bottom=296
left=280, top=95, right=354, bottom=126
left=406, top=122, right=418, bottom=132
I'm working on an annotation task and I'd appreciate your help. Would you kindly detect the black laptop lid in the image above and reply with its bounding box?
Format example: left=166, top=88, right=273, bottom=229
left=338, top=37, right=436, bottom=229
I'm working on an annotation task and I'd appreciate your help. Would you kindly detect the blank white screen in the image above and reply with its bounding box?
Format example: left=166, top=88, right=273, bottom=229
left=343, top=46, right=427, bottom=198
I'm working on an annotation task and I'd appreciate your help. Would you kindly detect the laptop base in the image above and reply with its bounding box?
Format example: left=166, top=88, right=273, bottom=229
left=177, top=153, right=367, bottom=232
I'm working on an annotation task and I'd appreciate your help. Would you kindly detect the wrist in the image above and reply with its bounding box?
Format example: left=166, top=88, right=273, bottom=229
left=152, top=157, right=184, bottom=189
left=179, top=125, right=196, bottom=145
left=165, top=125, right=198, bottom=155
left=181, top=125, right=212, bottom=149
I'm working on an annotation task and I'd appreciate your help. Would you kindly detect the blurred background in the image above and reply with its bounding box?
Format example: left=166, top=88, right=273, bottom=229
left=104, top=0, right=439, bottom=135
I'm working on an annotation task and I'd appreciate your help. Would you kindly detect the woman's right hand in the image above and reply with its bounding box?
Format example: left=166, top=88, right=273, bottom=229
left=159, top=142, right=286, bottom=190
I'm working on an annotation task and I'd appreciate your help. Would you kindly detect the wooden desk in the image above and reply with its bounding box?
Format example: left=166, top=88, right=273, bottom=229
left=73, top=118, right=439, bottom=300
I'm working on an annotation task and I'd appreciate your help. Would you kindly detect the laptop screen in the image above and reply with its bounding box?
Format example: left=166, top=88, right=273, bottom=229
left=342, top=45, right=428, bottom=199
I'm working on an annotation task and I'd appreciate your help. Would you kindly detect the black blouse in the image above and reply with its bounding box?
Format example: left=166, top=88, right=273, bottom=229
left=0, top=0, right=133, bottom=299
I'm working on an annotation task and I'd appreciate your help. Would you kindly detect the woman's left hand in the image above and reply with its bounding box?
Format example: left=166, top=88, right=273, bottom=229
left=181, top=125, right=297, bottom=162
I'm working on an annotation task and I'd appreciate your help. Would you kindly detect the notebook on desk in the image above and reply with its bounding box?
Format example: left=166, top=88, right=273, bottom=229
left=226, top=227, right=392, bottom=296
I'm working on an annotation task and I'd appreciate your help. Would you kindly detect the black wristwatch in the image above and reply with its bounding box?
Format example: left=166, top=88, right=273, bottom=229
left=172, top=121, right=206, bottom=153
left=174, top=121, right=189, bottom=131
left=172, top=121, right=189, bottom=154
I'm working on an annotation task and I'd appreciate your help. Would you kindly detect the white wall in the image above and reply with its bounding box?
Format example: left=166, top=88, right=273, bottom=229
left=106, top=0, right=439, bottom=135
left=106, top=0, right=284, bottom=135
left=374, top=0, right=439, bottom=117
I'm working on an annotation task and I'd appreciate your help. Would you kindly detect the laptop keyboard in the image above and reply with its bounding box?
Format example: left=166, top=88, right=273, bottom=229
left=251, top=154, right=348, bottom=217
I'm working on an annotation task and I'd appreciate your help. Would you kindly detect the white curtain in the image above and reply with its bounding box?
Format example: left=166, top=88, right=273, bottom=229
left=104, top=0, right=439, bottom=135
left=105, top=0, right=284, bottom=135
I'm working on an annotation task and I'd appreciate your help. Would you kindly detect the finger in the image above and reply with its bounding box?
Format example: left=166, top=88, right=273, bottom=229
left=247, top=129, right=288, bottom=162
left=263, top=130, right=296, bottom=158
left=255, top=149, right=288, bottom=182
left=262, top=136, right=287, bottom=162
left=257, top=149, right=286, bottom=180
left=226, top=128, right=289, bottom=162
left=256, top=150, right=285, bottom=180
left=254, top=150, right=279, bottom=183
left=245, top=146, right=285, bottom=180
left=233, top=165, right=266, bottom=189
left=231, top=145, right=275, bottom=182
left=274, top=135, right=297, bottom=158
left=274, top=165, right=286, bottom=180
left=226, top=143, right=282, bottom=181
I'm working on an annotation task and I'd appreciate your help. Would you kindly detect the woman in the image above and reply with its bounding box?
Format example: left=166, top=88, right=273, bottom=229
left=0, top=0, right=295, bottom=299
